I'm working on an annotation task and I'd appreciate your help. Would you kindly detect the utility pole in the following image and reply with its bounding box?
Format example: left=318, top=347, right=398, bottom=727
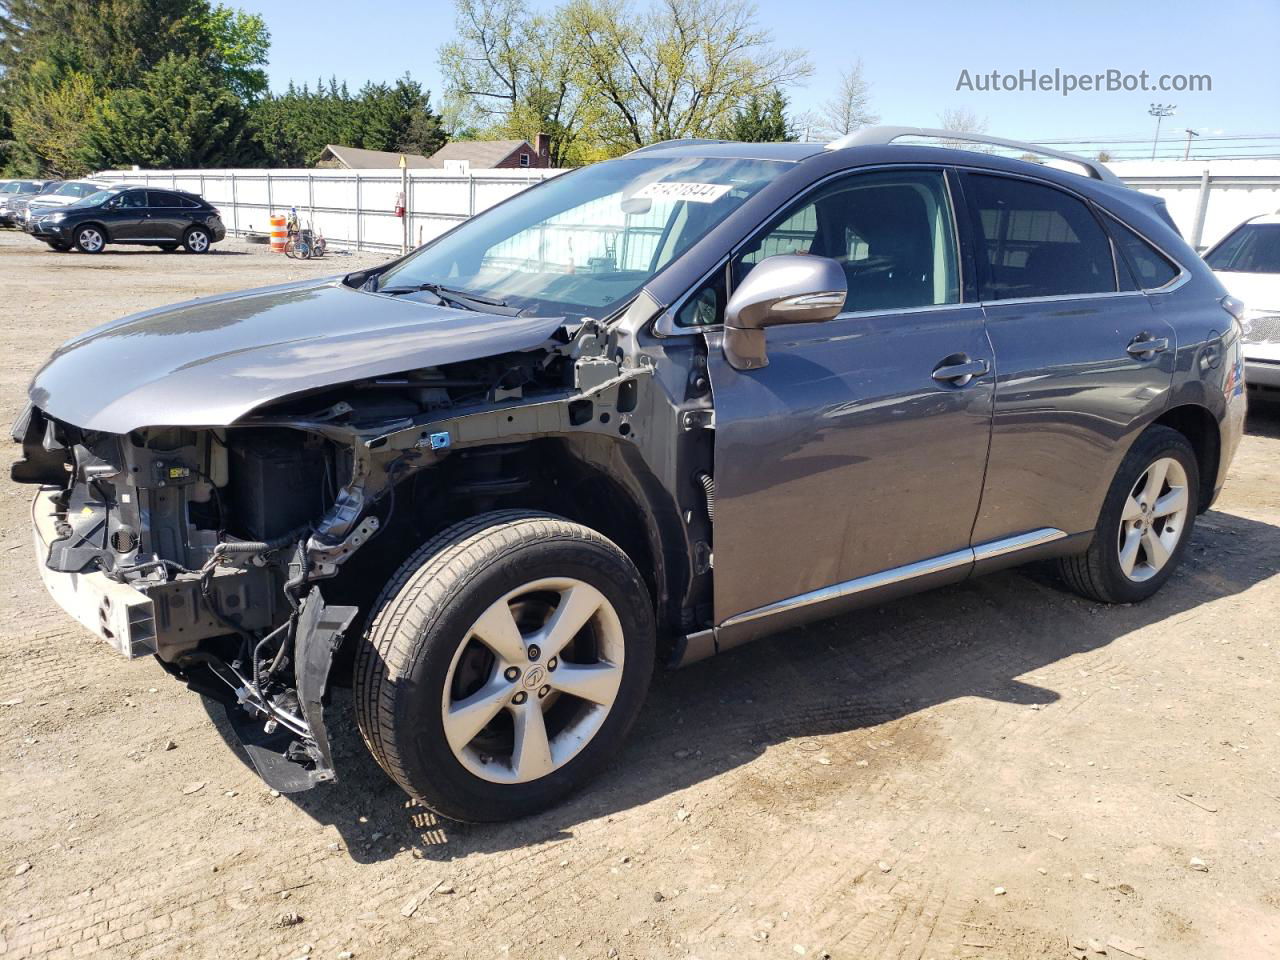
left=1149, top=103, right=1176, bottom=159
left=1183, top=128, right=1200, bottom=160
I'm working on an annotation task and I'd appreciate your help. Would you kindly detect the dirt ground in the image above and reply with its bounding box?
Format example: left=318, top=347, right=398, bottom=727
left=0, top=229, right=1277, bottom=960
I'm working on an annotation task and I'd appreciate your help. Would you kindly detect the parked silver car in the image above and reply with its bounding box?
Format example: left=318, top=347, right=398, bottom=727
left=12, top=128, right=1246, bottom=821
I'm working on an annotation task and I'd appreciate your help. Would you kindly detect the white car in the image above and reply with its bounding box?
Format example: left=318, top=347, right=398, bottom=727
left=1205, top=212, right=1280, bottom=401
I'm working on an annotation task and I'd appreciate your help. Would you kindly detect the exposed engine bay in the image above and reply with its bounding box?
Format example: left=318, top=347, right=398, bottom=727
left=13, top=304, right=715, bottom=791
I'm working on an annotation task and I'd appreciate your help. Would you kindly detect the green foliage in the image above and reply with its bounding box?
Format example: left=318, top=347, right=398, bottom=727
left=6, top=63, right=100, bottom=176
left=722, top=89, right=795, bottom=143
left=194, top=3, right=269, bottom=101
left=249, top=75, right=448, bottom=167
left=440, top=0, right=809, bottom=162
left=85, top=52, right=253, bottom=168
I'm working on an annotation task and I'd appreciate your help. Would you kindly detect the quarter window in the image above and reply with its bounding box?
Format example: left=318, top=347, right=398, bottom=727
left=734, top=170, right=960, bottom=315
left=967, top=174, right=1116, bottom=300
left=1110, top=219, right=1180, bottom=289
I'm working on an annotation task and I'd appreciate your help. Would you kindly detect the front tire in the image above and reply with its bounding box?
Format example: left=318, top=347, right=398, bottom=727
left=1058, top=425, right=1199, bottom=604
left=73, top=225, right=106, bottom=253
left=353, top=511, right=656, bottom=822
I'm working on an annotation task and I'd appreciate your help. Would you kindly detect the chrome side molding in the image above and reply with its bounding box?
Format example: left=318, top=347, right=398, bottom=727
left=719, top=528, right=1067, bottom=631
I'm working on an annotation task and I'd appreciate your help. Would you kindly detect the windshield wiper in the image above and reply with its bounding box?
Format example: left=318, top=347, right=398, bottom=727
left=376, top=281, right=523, bottom=315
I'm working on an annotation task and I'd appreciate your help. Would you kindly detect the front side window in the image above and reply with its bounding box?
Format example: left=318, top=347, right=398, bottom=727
left=115, top=191, right=147, bottom=209
left=967, top=174, right=1116, bottom=300
left=375, top=156, right=790, bottom=321
left=733, top=169, right=960, bottom=315
left=1205, top=223, right=1280, bottom=274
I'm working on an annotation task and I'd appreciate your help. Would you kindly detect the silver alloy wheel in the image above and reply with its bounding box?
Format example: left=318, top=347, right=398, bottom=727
left=187, top=230, right=209, bottom=252
left=78, top=228, right=103, bottom=252
left=1117, top=456, right=1190, bottom=582
left=441, top=577, right=625, bottom=784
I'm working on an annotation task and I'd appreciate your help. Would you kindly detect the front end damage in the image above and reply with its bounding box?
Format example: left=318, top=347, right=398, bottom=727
left=12, top=301, right=704, bottom=792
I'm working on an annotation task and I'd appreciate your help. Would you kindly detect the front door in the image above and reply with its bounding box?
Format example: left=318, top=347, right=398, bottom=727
left=103, top=189, right=149, bottom=240
left=706, top=168, right=995, bottom=626
left=957, top=172, right=1177, bottom=546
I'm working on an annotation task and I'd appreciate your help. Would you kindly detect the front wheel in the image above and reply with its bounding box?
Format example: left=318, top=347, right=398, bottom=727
left=353, top=511, right=656, bottom=822
left=73, top=225, right=106, bottom=253
left=183, top=226, right=211, bottom=253
left=1058, top=425, right=1199, bottom=604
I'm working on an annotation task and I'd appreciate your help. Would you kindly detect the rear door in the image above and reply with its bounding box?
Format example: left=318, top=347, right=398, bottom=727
left=145, top=191, right=190, bottom=241
left=705, top=167, right=995, bottom=625
left=959, top=171, right=1177, bottom=545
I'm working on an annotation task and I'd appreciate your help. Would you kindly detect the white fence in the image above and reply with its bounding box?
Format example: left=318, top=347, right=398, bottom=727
left=94, top=166, right=562, bottom=253
left=96, top=156, right=1280, bottom=256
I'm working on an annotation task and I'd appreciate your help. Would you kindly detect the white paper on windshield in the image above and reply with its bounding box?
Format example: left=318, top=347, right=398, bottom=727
left=633, top=181, right=732, bottom=204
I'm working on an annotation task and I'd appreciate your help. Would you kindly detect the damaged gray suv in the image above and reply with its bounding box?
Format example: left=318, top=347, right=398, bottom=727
left=13, top=128, right=1247, bottom=821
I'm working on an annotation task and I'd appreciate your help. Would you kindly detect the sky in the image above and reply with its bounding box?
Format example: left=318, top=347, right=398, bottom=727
left=241, top=0, right=1280, bottom=157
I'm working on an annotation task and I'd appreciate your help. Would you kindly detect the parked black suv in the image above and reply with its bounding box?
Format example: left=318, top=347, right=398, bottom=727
left=13, top=128, right=1246, bottom=821
left=28, top=183, right=225, bottom=253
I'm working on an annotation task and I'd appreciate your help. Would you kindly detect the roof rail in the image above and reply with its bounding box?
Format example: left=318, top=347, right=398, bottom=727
left=826, top=126, right=1122, bottom=184
left=627, top=138, right=730, bottom=155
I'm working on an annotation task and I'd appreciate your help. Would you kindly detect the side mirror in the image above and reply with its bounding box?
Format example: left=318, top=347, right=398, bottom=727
left=722, top=254, right=847, bottom=370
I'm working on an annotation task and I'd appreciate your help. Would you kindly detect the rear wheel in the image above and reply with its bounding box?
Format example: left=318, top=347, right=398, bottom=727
left=1058, top=425, right=1199, bottom=604
left=73, top=225, right=105, bottom=253
left=183, top=226, right=211, bottom=253
left=353, top=511, right=655, bottom=822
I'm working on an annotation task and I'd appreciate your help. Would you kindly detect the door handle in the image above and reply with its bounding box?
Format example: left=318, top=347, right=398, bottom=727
left=931, top=356, right=989, bottom=387
left=1126, top=335, right=1169, bottom=359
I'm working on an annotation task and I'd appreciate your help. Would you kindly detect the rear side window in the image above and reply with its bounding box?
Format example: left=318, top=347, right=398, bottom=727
left=148, top=191, right=190, bottom=208
left=966, top=174, right=1116, bottom=300
left=1109, top=219, right=1180, bottom=290
left=1205, top=224, right=1280, bottom=274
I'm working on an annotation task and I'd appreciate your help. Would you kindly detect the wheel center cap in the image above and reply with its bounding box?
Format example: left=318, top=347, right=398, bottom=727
left=523, top=664, right=547, bottom=689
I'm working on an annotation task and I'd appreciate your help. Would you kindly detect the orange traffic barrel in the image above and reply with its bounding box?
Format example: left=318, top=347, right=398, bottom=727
left=269, top=214, right=287, bottom=252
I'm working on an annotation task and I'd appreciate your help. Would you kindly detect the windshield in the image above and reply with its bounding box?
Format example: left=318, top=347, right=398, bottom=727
left=77, top=188, right=122, bottom=207
left=54, top=182, right=95, bottom=197
left=375, top=156, right=790, bottom=320
left=1206, top=223, right=1280, bottom=274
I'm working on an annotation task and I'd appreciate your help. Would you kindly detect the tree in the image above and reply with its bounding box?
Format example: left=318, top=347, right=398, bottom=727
left=439, top=0, right=593, bottom=165
left=723, top=88, right=794, bottom=142
left=356, top=75, right=447, bottom=156
left=819, top=60, right=877, bottom=139
left=6, top=64, right=99, bottom=176
left=557, top=0, right=811, bottom=153
left=85, top=52, right=252, bottom=168
left=193, top=3, right=269, bottom=101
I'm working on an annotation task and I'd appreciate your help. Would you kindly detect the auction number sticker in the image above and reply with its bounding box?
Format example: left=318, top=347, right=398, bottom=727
left=633, top=181, right=733, bottom=203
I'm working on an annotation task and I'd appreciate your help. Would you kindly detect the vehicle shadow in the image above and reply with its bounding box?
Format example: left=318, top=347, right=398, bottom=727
left=270, top=497, right=1280, bottom=865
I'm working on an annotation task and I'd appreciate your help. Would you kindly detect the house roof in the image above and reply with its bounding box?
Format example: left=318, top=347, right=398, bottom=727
left=425, top=140, right=535, bottom=169
left=318, top=144, right=434, bottom=169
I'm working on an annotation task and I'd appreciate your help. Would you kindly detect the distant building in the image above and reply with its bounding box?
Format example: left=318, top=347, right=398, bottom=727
left=315, top=136, right=553, bottom=171
left=315, top=145, right=434, bottom=169
left=425, top=135, right=551, bottom=170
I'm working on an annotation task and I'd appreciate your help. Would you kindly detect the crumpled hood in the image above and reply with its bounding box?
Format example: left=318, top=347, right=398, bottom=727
left=30, top=278, right=564, bottom=433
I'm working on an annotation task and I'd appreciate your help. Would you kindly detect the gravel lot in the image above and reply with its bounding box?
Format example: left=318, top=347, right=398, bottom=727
left=1, top=229, right=1278, bottom=960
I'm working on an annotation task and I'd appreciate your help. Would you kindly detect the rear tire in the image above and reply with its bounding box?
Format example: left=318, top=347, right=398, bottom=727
left=1058, top=425, right=1199, bottom=604
left=183, top=226, right=211, bottom=253
left=353, top=511, right=655, bottom=822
